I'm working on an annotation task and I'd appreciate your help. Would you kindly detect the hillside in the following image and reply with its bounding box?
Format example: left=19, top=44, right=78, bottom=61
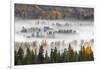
left=15, top=4, right=94, bottom=20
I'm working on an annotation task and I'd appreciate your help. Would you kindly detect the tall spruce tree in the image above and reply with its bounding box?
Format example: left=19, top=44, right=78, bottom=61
left=53, top=47, right=58, bottom=63
left=38, top=45, right=44, bottom=64
left=31, top=50, right=35, bottom=64
left=17, top=47, right=24, bottom=65
left=23, top=47, right=32, bottom=64
left=73, top=51, right=79, bottom=62
left=57, top=51, right=61, bottom=62
left=63, top=48, right=67, bottom=62
left=50, top=48, right=54, bottom=63
left=79, top=46, right=85, bottom=61
left=44, top=50, right=49, bottom=63
left=67, top=44, right=74, bottom=62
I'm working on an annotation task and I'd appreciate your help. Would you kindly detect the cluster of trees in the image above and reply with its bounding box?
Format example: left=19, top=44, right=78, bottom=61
left=15, top=43, right=94, bottom=65
left=15, top=4, right=94, bottom=20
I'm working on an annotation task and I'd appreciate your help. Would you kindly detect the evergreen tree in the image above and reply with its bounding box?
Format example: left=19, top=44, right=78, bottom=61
left=57, top=51, right=61, bottom=62
left=17, top=47, right=24, bottom=65
left=78, top=46, right=86, bottom=61
left=44, top=50, right=49, bottom=63
left=23, top=47, right=32, bottom=64
left=84, top=46, right=94, bottom=61
left=50, top=48, right=54, bottom=63
left=15, top=51, right=18, bottom=65
left=73, top=51, right=79, bottom=62
left=31, top=50, right=35, bottom=64
left=53, top=47, right=58, bottom=63
left=38, top=45, right=44, bottom=64
left=67, top=44, right=74, bottom=62
left=89, top=50, right=94, bottom=61
left=63, top=48, right=67, bottom=62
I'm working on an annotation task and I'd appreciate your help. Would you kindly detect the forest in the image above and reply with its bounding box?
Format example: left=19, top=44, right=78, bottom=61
left=15, top=40, right=94, bottom=65
left=15, top=4, right=94, bottom=20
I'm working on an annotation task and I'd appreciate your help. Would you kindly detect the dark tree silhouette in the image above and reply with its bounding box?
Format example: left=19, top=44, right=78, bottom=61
left=38, top=45, right=44, bottom=64
left=15, top=41, right=94, bottom=65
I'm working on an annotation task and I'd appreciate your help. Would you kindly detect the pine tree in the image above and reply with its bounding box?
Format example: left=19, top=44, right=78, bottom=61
left=44, top=50, right=49, bottom=63
left=31, top=50, right=35, bottom=64
left=67, top=44, right=74, bottom=62
left=73, top=51, right=79, bottom=62
left=84, top=46, right=94, bottom=61
left=23, top=47, right=32, bottom=64
left=17, top=47, right=24, bottom=65
left=79, top=46, right=86, bottom=61
left=63, top=48, right=67, bottom=62
left=57, top=51, right=61, bottom=62
left=50, top=48, right=54, bottom=63
left=15, top=51, right=18, bottom=65
left=89, top=50, right=94, bottom=61
left=38, top=45, right=44, bottom=64
left=53, top=47, right=58, bottom=63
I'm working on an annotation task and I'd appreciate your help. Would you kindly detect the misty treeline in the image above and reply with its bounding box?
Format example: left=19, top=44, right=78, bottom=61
left=15, top=40, right=94, bottom=65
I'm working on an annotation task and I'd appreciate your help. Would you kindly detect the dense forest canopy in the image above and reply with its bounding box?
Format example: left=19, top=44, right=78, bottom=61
left=15, top=39, right=94, bottom=65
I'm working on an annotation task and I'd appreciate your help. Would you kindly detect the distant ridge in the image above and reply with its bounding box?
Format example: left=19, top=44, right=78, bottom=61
left=15, top=3, right=94, bottom=20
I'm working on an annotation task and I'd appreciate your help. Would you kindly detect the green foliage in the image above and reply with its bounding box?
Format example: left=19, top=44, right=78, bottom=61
left=15, top=47, right=24, bottom=65
left=44, top=50, right=50, bottom=63
left=50, top=48, right=54, bottom=63
left=62, top=48, right=67, bottom=62
left=23, top=48, right=34, bottom=64
left=38, top=45, right=44, bottom=64
left=15, top=42, right=94, bottom=65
